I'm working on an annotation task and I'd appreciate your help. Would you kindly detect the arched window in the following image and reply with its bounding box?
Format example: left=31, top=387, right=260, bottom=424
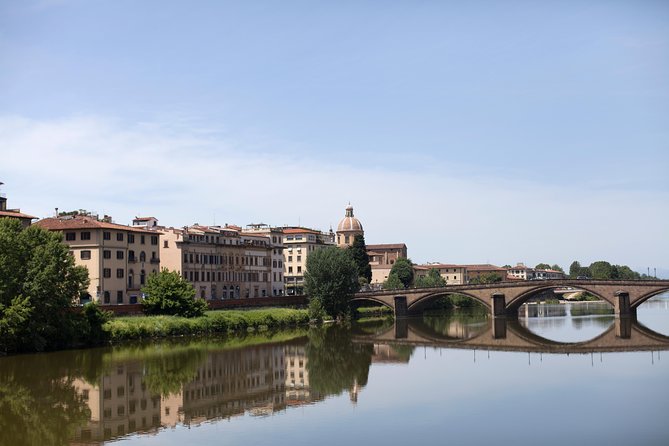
left=139, top=251, right=146, bottom=262
left=128, top=270, right=134, bottom=289
left=140, top=270, right=146, bottom=285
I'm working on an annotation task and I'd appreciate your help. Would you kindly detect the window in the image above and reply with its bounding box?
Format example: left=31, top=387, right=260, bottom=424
left=103, top=268, right=111, bottom=278
left=103, top=291, right=110, bottom=304
left=163, top=240, right=168, bottom=248
left=65, top=232, right=76, bottom=241
left=117, top=233, right=124, bottom=241
left=116, top=269, right=124, bottom=278
left=297, top=255, right=301, bottom=262
left=140, top=270, right=146, bottom=285
left=81, top=250, right=91, bottom=260
left=139, top=251, right=146, bottom=262
left=297, top=266, right=302, bottom=273
left=117, top=250, right=124, bottom=260
left=103, top=250, right=111, bottom=259
left=288, top=266, right=293, bottom=273
left=151, top=235, right=158, bottom=245
left=117, top=291, right=123, bottom=304
left=81, top=232, right=91, bottom=240
left=288, top=256, right=292, bottom=262
left=128, top=234, right=135, bottom=243
left=103, top=231, right=111, bottom=240
left=140, top=235, right=145, bottom=244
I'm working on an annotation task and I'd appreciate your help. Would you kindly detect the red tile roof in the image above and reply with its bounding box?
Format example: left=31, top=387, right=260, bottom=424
left=0, top=210, right=37, bottom=220
left=36, top=216, right=157, bottom=234
left=366, top=243, right=407, bottom=250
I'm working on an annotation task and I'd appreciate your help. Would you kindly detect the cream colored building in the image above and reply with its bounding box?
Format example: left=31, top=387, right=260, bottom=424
left=281, top=227, right=335, bottom=295
left=36, top=214, right=160, bottom=304
left=244, top=224, right=286, bottom=296
left=415, top=263, right=467, bottom=285
left=156, top=224, right=248, bottom=300
left=336, top=204, right=363, bottom=248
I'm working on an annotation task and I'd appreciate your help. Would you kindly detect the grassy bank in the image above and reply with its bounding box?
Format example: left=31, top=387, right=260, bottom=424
left=104, top=308, right=310, bottom=342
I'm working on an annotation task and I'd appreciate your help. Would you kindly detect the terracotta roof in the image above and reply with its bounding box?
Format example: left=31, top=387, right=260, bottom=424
left=366, top=243, right=407, bottom=250
left=418, top=263, right=463, bottom=269
left=133, top=216, right=155, bottom=221
left=0, top=210, right=37, bottom=220
left=36, top=216, right=157, bottom=234
left=462, top=264, right=505, bottom=271
left=282, top=228, right=321, bottom=235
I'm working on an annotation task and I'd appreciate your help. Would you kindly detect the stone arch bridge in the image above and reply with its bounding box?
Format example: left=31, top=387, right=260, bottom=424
left=353, top=279, right=669, bottom=319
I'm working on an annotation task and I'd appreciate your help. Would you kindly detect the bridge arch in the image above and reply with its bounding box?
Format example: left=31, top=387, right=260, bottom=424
left=632, top=287, right=669, bottom=309
left=506, top=284, right=610, bottom=313
left=350, top=296, right=395, bottom=312
left=408, top=290, right=491, bottom=313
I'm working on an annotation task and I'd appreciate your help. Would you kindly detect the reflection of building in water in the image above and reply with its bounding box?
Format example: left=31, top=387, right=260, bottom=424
left=371, top=344, right=411, bottom=364
left=72, top=362, right=172, bottom=443
left=520, top=303, right=567, bottom=318
left=71, top=342, right=328, bottom=443
left=181, top=345, right=287, bottom=423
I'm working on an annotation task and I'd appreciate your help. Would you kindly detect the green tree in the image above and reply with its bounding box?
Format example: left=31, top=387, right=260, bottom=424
left=349, top=234, right=372, bottom=284
left=535, top=263, right=551, bottom=270
left=589, top=261, right=614, bottom=280
left=414, top=268, right=446, bottom=288
left=383, top=273, right=404, bottom=290
left=469, top=272, right=503, bottom=284
left=142, top=268, right=208, bottom=317
left=389, top=258, right=414, bottom=288
left=0, top=218, right=90, bottom=353
left=569, top=261, right=581, bottom=278
left=304, top=246, right=359, bottom=319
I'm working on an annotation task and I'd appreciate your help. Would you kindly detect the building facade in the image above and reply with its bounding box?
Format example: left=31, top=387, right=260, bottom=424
left=36, top=214, right=160, bottom=304
left=366, top=243, right=408, bottom=284
left=281, top=227, right=335, bottom=295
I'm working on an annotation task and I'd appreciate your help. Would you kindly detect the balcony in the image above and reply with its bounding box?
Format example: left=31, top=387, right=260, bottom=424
left=150, top=258, right=160, bottom=264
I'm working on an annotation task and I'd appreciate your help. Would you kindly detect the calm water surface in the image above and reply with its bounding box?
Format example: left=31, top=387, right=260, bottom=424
left=1, top=294, right=668, bottom=446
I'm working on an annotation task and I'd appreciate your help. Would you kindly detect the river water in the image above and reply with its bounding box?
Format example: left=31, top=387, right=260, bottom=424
left=1, top=294, right=668, bottom=446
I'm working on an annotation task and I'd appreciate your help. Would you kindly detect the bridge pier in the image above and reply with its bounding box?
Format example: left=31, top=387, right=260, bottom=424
left=491, top=293, right=507, bottom=318
left=394, top=295, right=408, bottom=319
left=492, top=318, right=507, bottom=339
left=395, top=318, right=408, bottom=339
left=614, top=292, right=637, bottom=319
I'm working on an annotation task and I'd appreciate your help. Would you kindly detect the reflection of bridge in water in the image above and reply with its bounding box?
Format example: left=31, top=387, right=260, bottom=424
left=353, top=317, right=669, bottom=354
left=353, top=279, right=669, bottom=319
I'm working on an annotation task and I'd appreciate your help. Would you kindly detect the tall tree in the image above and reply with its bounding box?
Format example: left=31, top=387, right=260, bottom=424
left=0, top=218, right=90, bottom=353
left=349, top=234, right=372, bottom=283
left=550, top=264, right=564, bottom=273
left=304, top=246, right=358, bottom=319
left=142, top=269, right=208, bottom=317
left=589, top=261, right=614, bottom=280
left=389, top=258, right=414, bottom=288
left=535, top=263, right=551, bottom=270
left=569, top=261, right=582, bottom=278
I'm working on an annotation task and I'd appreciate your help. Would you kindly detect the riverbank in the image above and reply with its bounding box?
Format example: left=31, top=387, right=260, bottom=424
left=104, top=308, right=310, bottom=342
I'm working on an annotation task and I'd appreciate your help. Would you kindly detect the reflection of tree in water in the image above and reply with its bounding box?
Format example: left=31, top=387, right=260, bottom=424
left=139, top=347, right=207, bottom=396
left=306, top=325, right=373, bottom=396
left=0, top=352, right=92, bottom=446
left=417, top=308, right=489, bottom=340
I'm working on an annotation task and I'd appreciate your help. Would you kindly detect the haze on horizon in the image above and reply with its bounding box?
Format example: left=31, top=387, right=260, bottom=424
left=1, top=1, right=667, bottom=276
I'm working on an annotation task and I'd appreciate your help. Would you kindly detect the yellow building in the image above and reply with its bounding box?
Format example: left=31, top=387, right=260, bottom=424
left=281, top=227, right=335, bottom=295
left=414, top=263, right=467, bottom=285
left=36, top=214, right=160, bottom=304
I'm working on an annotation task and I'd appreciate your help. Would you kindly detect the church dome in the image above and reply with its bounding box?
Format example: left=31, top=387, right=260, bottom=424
left=337, top=205, right=363, bottom=232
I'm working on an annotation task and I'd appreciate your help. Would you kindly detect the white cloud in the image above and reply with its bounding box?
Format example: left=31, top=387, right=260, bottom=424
left=1, top=114, right=667, bottom=274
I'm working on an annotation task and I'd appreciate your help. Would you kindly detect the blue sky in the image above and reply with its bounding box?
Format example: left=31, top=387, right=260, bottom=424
left=1, top=0, right=668, bottom=274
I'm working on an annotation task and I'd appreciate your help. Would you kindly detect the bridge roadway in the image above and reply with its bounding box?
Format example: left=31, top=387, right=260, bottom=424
left=353, top=279, right=669, bottom=319
left=352, top=317, right=669, bottom=355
